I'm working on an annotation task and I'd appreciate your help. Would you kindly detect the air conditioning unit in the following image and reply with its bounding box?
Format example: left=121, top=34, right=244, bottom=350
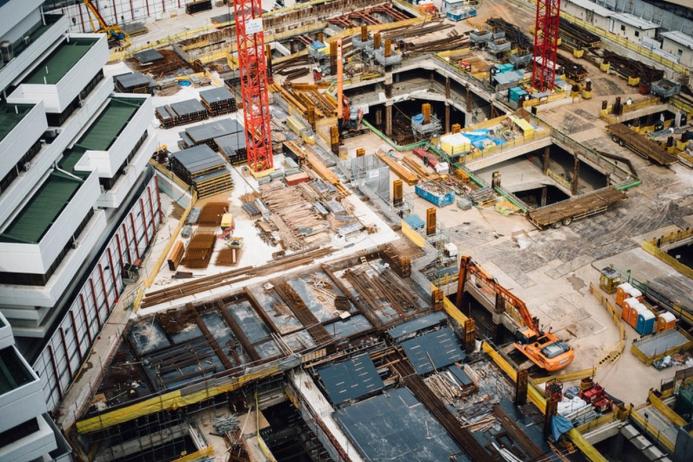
left=0, top=41, right=13, bottom=63
left=20, top=162, right=30, bottom=172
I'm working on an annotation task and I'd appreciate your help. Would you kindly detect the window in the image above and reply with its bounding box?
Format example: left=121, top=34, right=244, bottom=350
left=678, top=49, right=683, bottom=56
left=634, top=31, right=639, bottom=38
left=621, top=25, right=626, bottom=32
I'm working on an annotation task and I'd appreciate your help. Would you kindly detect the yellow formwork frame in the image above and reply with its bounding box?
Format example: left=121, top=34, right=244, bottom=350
left=648, top=391, right=687, bottom=427
left=76, top=364, right=282, bottom=434
left=172, top=446, right=215, bottom=462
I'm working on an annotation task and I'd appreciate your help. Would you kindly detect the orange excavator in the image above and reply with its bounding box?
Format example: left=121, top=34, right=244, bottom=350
left=456, top=256, right=575, bottom=372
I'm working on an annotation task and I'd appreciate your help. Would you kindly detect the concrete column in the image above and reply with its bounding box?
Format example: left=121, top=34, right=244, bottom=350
left=571, top=155, right=580, bottom=195
left=465, top=85, right=472, bottom=112
left=445, top=103, right=451, bottom=133
left=542, top=145, right=550, bottom=173
left=541, top=185, right=548, bottom=207
left=385, top=103, right=393, bottom=137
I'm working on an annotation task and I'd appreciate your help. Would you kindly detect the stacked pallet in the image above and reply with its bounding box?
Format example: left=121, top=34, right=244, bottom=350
left=156, top=99, right=208, bottom=128
left=167, top=241, right=185, bottom=271
left=182, top=230, right=216, bottom=269
left=179, top=118, right=244, bottom=151
left=200, top=86, right=236, bottom=116
left=170, top=145, right=233, bottom=198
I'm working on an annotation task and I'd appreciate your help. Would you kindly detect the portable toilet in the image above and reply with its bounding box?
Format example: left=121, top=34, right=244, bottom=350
left=622, top=297, right=639, bottom=326
left=656, top=312, right=677, bottom=332
left=616, top=283, right=642, bottom=308
left=636, top=308, right=656, bottom=335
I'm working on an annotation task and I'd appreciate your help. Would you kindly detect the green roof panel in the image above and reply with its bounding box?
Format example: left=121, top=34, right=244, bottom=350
left=0, top=173, right=84, bottom=244
left=76, top=98, right=144, bottom=151
left=24, top=38, right=98, bottom=85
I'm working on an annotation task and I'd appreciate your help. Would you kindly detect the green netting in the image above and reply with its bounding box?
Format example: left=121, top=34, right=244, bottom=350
left=0, top=104, right=33, bottom=141
left=76, top=98, right=143, bottom=151
left=24, top=38, right=97, bottom=84
left=0, top=173, right=83, bottom=243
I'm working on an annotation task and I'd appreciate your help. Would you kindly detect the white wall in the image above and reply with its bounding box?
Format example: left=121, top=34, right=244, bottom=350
left=0, top=102, right=46, bottom=182
left=0, top=0, right=42, bottom=39
left=611, top=19, right=657, bottom=42
left=0, top=14, right=68, bottom=95
left=0, top=76, right=113, bottom=226
left=8, top=34, right=108, bottom=113
left=661, top=37, right=693, bottom=68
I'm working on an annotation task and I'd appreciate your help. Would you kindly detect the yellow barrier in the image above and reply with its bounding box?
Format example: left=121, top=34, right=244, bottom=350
left=648, top=391, right=687, bottom=427
left=76, top=364, right=282, bottom=433
left=567, top=429, right=609, bottom=462
left=576, top=412, right=618, bottom=434
left=400, top=220, right=426, bottom=248
left=531, top=368, right=596, bottom=385
left=172, top=446, right=215, bottom=462
left=642, top=241, right=693, bottom=280
left=630, top=408, right=675, bottom=452
left=442, top=297, right=470, bottom=326
left=589, top=283, right=626, bottom=366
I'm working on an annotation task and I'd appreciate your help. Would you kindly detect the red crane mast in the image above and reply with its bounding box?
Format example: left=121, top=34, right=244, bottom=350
left=531, top=0, right=561, bottom=92
left=233, top=0, right=274, bottom=172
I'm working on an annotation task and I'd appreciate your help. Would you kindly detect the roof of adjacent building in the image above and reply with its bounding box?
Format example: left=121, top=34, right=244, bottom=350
left=75, top=97, right=144, bottom=151
left=661, top=30, right=693, bottom=50
left=24, top=37, right=98, bottom=84
left=0, top=173, right=84, bottom=243
left=611, top=13, right=659, bottom=30
left=566, top=0, right=614, bottom=18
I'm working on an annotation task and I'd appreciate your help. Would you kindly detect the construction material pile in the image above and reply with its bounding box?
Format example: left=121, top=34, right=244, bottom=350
left=170, top=145, right=233, bottom=198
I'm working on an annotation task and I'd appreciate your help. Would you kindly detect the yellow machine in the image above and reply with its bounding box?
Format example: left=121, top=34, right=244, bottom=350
left=83, top=0, right=130, bottom=49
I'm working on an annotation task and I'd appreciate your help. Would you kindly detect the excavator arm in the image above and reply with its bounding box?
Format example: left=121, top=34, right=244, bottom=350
left=456, top=256, right=574, bottom=372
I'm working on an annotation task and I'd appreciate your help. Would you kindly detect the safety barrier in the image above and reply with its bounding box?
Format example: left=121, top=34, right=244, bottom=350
left=642, top=241, right=693, bottom=280
left=648, top=390, right=687, bottom=427
left=400, top=219, right=427, bottom=248
left=76, top=361, right=287, bottom=433
left=589, top=283, right=626, bottom=366
left=629, top=407, right=675, bottom=453
left=172, top=446, right=215, bottom=462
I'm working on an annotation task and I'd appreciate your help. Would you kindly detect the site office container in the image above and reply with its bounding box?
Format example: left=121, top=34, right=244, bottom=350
left=616, top=282, right=642, bottom=308
left=656, top=312, right=677, bottom=332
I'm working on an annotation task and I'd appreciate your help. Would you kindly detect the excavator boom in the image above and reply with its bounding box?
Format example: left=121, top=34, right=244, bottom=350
left=456, top=256, right=574, bottom=372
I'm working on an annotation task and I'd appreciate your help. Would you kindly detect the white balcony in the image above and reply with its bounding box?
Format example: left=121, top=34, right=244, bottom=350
left=0, top=0, right=43, bottom=39
left=7, top=33, right=108, bottom=113
left=0, top=345, right=46, bottom=433
left=0, top=13, right=69, bottom=93
left=74, top=94, right=152, bottom=178
left=0, top=210, right=107, bottom=316
left=0, top=75, right=113, bottom=225
left=0, top=170, right=100, bottom=275
left=0, top=102, right=46, bottom=182
left=0, top=311, right=12, bottom=350
left=0, top=414, right=57, bottom=462
left=97, top=133, right=158, bottom=209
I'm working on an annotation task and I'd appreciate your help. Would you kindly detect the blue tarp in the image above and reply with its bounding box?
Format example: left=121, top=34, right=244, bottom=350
left=551, top=415, right=574, bottom=441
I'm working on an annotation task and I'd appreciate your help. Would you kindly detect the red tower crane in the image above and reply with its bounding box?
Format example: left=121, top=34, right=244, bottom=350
left=233, top=0, right=274, bottom=172
left=531, top=0, right=561, bottom=92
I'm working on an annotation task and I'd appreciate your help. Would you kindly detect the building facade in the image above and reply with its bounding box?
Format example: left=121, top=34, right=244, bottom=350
left=0, top=0, right=162, bottom=438
left=0, top=310, right=71, bottom=460
left=661, top=30, right=693, bottom=68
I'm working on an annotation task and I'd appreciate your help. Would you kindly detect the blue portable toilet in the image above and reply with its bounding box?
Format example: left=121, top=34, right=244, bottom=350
left=636, top=308, right=655, bottom=335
